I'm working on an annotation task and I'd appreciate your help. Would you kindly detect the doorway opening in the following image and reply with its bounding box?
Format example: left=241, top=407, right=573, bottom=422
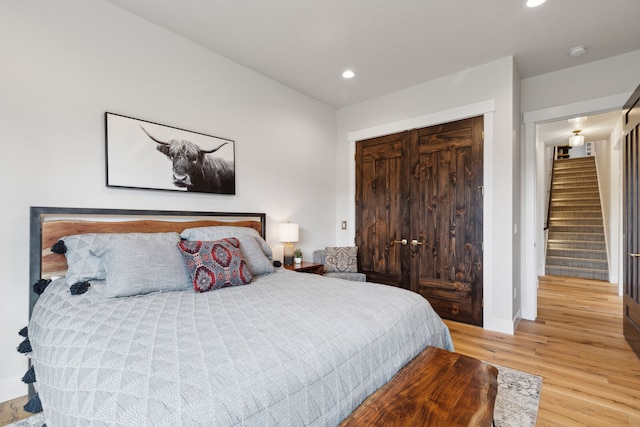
left=522, top=93, right=630, bottom=321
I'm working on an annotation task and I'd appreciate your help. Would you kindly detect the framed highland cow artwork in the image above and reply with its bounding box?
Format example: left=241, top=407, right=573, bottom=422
left=105, top=112, right=236, bottom=195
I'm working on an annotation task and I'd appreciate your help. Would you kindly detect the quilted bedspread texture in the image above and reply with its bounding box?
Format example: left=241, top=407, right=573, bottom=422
left=29, top=269, right=453, bottom=426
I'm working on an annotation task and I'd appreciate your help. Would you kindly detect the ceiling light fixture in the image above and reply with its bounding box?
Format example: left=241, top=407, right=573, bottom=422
left=342, top=70, right=355, bottom=79
left=525, top=0, right=546, bottom=8
left=569, top=130, right=585, bottom=147
left=569, top=46, right=587, bottom=57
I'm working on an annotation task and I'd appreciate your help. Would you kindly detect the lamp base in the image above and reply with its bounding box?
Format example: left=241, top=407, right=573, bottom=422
left=283, top=242, right=294, bottom=266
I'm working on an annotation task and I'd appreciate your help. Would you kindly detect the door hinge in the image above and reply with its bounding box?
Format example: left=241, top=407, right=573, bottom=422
left=477, top=185, right=484, bottom=196
left=482, top=130, right=485, bottom=140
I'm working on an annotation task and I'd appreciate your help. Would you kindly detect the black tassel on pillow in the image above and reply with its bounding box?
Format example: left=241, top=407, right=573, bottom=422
left=18, top=326, right=28, bottom=338
left=22, top=365, right=36, bottom=384
left=33, top=279, right=51, bottom=295
left=17, top=338, right=32, bottom=354
left=51, top=239, right=67, bottom=254
left=23, top=393, right=42, bottom=413
left=70, top=281, right=90, bottom=295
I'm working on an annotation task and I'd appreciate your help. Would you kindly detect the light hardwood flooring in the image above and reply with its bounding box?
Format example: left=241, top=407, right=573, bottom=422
left=0, top=395, right=28, bottom=426
left=447, top=275, right=640, bottom=426
left=2, top=275, right=639, bottom=425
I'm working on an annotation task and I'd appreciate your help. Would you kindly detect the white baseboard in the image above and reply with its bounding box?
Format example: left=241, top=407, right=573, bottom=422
left=485, top=317, right=515, bottom=335
left=0, top=376, right=27, bottom=404
left=512, top=308, right=522, bottom=331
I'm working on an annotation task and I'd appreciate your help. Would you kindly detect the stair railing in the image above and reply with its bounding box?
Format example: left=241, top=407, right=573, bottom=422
left=544, top=146, right=557, bottom=231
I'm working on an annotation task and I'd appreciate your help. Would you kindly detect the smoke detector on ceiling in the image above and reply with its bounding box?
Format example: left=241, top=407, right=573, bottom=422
left=569, top=46, right=587, bottom=57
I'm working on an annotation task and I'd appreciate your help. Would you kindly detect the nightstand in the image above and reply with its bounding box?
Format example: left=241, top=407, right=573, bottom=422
left=283, top=262, right=324, bottom=275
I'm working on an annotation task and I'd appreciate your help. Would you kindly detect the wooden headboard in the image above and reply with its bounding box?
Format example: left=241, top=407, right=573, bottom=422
left=29, top=206, right=266, bottom=316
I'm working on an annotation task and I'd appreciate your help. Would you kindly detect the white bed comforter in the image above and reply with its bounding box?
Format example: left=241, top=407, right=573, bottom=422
left=29, top=269, right=453, bottom=426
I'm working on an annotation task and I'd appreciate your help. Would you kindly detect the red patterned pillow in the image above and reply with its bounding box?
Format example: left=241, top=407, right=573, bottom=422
left=177, top=238, right=252, bottom=292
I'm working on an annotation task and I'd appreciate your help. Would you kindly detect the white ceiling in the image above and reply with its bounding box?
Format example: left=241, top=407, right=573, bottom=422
left=537, top=110, right=622, bottom=147
left=106, top=0, right=640, bottom=109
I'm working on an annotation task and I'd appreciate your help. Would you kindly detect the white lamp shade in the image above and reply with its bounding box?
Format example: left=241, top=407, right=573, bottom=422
left=279, top=223, right=299, bottom=242
left=569, top=134, right=584, bottom=147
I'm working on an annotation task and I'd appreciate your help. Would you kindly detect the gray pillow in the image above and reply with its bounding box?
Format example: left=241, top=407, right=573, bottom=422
left=62, top=232, right=182, bottom=284
left=324, top=246, right=359, bottom=273
left=236, top=235, right=274, bottom=276
left=91, top=239, right=192, bottom=298
left=181, top=226, right=272, bottom=260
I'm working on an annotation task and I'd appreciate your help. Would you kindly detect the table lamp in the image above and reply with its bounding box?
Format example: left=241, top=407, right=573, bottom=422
left=279, top=222, right=299, bottom=265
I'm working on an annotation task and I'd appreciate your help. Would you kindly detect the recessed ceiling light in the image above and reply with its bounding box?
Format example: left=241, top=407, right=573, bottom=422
left=525, top=0, right=546, bottom=8
left=569, top=46, right=587, bottom=57
left=342, top=70, right=355, bottom=79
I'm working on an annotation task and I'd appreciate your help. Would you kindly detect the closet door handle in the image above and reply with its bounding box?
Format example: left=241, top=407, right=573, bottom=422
left=411, top=239, right=423, bottom=246
left=630, top=253, right=640, bottom=257
left=392, top=239, right=408, bottom=246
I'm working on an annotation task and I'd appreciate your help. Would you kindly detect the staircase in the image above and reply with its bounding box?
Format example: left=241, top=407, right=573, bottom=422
left=545, top=157, right=609, bottom=281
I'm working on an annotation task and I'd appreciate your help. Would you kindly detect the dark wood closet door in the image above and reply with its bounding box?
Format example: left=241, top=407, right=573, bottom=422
left=356, top=116, right=484, bottom=325
left=623, top=84, right=640, bottom=358
left=355, top=132, right=410, bottom=289
left=408, top=117, right=484, bottom=325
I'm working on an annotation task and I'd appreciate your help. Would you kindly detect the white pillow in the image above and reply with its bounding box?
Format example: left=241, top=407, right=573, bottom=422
left=181, top=226, right=272, bottom=260
left=62, top=232, right=182, bottom=284
left=91, top=239, right=192, bottom=298
left=236, top=235, right=274, bottom=276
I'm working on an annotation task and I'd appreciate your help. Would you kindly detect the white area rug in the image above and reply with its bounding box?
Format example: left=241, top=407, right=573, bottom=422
left=493, top=364, right=543, bottom=427
left=7, top=365, right=542, bottom=427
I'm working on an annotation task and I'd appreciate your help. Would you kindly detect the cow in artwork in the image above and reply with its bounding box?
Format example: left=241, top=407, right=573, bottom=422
left=141, top=126, right=235, bottom=194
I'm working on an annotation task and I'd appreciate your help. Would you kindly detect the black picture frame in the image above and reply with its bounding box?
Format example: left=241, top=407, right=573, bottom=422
left=105, top=112, right=236, bottom=195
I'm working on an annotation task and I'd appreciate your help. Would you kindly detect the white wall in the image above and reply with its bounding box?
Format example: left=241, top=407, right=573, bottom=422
left=593, top=136, right=618, bottom=284
left=0, top=0, right=338, bottom=401
left=335, top=57, right=519, bottom=334
left=522, top=50, right=640, bottom=112
left=605, top=117, right=625, bottom=290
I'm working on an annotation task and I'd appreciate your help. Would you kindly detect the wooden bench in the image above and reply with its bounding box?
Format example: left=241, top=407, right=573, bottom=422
left=340, top=346, right=498, bottom=427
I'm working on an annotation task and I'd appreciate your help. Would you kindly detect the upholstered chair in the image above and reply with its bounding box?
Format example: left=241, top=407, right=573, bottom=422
left=312, top=248, right=366, bottom=282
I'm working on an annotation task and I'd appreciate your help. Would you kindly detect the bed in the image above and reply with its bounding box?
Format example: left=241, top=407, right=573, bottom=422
left=27, top=207, right=454, bottom=426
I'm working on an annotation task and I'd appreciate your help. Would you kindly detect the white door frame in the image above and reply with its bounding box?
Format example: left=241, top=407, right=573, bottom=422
left=521, top=93, right=630, bottom=320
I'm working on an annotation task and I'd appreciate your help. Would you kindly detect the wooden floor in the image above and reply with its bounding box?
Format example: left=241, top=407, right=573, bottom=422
left=2, top=275, right=639, bottom=426
left=446, top=275, right=640, bottom=426
left=0, top=395, right=28, bottom=426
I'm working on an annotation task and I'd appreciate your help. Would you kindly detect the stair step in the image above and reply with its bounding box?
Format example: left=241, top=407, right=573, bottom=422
left=549, top=211, right=602, bottom=219
left=551, top=187, right=599, bottom=193
left=546, top=255, right=608, bottom=269
left=550, top=204, right=602, bottom=211
left=554, top=158, right=596, bottom=166
left=552, top=183, right=598, bottom=191
left=552, top=174, right=597, bottom=180
left=547, top=232, right=604, bottom=242
left=545, top=265, right=609, bottom=281
left=551, top=196, right=602, bottom=203
left=546, top=248, right=607, bottom=260
left=548, top=225, right=604, bottom=233
left=553, top=170, right=596, bottom=176
left=547, top=240, right=606, bottom=254
left=554, top=164, right=596, bottom=171
left=548, top=218, right=604, bottom=226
